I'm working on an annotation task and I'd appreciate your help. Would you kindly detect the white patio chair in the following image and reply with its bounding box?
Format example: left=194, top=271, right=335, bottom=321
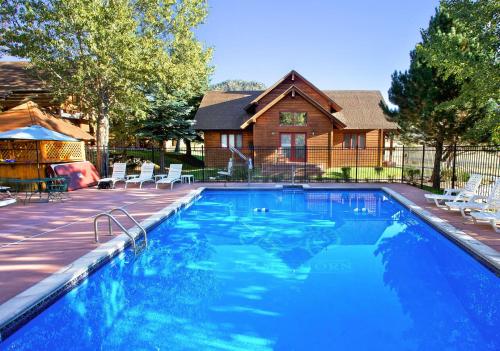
left=445, top=178, right=500, bottom=218
left=125, top=162, right=155, bottom=189
left=217, top=158, right=233, bottom=186
left=155, top=164, right=183, bottom=189
left=424, top=174, right=482, bottom=207
left=471, top=211, right=500, bottom=233
left=97, top=162, right=127, bottom=188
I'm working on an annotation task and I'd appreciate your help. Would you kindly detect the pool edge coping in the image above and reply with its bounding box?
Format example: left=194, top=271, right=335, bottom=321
left=0, top=187, right=205, bottom=341
left=1, top=184, right=499, bottom=341
left=381, top=187, right=500, bottom=275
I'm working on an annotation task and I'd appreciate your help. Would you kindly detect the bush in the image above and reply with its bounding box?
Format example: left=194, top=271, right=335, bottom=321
left=440, top=168, right=453, bottom=181
left=374, top=166, right=384, bottom=175
left=341, top=167, right=351, bottom=181
left=405, top=168, right=421, bottom=184
left=441, top=168, right=470, bottom=182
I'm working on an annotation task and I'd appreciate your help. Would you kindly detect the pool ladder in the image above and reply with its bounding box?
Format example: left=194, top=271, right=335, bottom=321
left=93, top=208, right=148, bottom=255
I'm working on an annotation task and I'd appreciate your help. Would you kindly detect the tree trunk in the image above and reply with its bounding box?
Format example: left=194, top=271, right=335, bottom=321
left=185, top=139, right=192, bottom=156
left=431, top=139, right=444, bottom=189
left=174, top=139, right=180, bottom=153
left=96, top=92, right=110, bottom=176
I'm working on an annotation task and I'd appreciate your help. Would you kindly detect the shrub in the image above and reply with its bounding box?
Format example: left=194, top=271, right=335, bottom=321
left=341, top=167, right=351, bottom=181
left=440, top=168, right=453, bottom=181
left=405, top=168, right=421, bottom=184
left=374, top=166, right=384, bottom=175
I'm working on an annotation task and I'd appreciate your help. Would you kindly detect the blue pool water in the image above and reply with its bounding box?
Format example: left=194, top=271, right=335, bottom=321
left=1, top=189, right=499, bottom=350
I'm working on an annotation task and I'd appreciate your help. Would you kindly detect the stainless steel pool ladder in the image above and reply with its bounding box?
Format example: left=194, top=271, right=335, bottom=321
left=93, top=208, right=148, bottom=255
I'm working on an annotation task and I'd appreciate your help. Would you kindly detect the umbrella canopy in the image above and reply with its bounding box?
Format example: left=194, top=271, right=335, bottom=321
left=0, top=125, right=78, bottom=141
left=0, top=101, right=94, bottom=141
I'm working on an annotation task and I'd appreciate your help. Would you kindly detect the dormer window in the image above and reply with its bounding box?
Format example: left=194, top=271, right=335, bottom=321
left=280, top=112, right=307, bottom=126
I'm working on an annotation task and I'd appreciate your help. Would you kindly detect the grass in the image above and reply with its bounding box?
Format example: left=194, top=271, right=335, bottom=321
left=322, top=167, right=402, bottom=181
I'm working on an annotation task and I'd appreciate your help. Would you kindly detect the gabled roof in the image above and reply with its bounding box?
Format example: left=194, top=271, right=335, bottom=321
left=240, top=85, right=346, bottom=129
left=245, top=70, right=342, bottom=112
left=0, top=101, right=94, bottom=140
left=324, top=91, right=397, bottom=130
left=194, top=91, right=261, bottom=130
left=194, top=90, right=398, bottom=131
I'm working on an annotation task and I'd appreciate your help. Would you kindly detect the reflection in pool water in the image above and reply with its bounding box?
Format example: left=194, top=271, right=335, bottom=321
left=2, top=190, right=499, bottom=350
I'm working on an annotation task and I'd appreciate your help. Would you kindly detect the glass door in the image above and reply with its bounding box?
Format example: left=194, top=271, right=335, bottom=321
left=280, top=133, right=292, bottom=159
left=280, top=133, right=306, bottom=162
left=294, top=133, right=306, bottom=162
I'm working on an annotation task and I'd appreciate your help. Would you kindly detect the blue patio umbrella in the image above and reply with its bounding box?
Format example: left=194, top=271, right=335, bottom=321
left=0, top=125, right=78, bottom=142
left=0, top=125, right=78, bottom=178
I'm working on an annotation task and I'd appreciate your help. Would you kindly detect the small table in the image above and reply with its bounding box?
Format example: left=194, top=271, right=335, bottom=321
left=181, top=174, right=194, bottom=184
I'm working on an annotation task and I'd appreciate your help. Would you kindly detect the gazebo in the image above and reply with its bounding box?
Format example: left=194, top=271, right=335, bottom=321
left=0, top=101, right=94, bottom=179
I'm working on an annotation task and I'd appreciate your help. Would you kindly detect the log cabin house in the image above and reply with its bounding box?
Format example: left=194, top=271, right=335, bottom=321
left=194, top=70, right=398, bottom=171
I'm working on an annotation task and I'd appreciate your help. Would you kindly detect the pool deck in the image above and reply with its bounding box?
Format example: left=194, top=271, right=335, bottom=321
left=0, top=182, right=499, bottom=306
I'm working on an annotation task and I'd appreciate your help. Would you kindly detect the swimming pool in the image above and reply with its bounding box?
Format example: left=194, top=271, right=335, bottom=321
left=1, top=189, right=499, bottom=350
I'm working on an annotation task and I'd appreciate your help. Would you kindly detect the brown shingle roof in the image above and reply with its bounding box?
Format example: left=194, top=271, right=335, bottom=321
left=194, top=91, right=261, bottom=130
left=324, top=90, right=397, bottom=130
left=0, top=61, right=46, bottom=92
left=0, top=101, right=94, bottom=140
left=194, top=89, right=397, bottom=130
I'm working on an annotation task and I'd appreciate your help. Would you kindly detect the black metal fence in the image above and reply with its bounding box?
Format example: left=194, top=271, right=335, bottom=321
left=86, top=145, right=500, bottom=192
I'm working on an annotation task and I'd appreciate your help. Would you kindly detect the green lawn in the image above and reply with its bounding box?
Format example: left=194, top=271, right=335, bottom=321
left=322, top=167, right=403, bottom=181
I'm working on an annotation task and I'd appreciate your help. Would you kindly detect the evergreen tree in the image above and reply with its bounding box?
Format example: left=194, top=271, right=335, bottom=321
left=387, top=9, right=486, bottom=188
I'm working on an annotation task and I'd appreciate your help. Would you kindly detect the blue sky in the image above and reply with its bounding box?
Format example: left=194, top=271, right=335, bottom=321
left=196, top=0, right=439, bottom=104
left=2, top=0, right=439, bottom=105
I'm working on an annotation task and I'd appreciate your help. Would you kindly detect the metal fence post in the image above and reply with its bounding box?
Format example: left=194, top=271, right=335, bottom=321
left=401, top=145, right=405, bottom=183
left=420, top=145, right=425, bottom=189
left=355, top=145, right=359, bottom=183
left=201, top=145, right=205, bottom=182
left=451, top=143, right=457, bottom=189
left=304, top=147, right=307, bottom=183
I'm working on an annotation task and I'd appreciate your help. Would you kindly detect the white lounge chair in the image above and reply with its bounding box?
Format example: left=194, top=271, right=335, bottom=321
left=471, top=211, right=500, bottom=233
left=424, top=174, right=482, bottom=207
left=97, top=162, right=127, bottom=188
left=125, top=162, right=155, bottom=189
left=0, top=198, right=16, bottom=207
left=445, top=178, right=500, bottom=218
left=156, top=164, right=183, bottom=189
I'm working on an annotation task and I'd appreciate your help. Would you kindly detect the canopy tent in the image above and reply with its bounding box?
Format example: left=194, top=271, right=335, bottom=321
left=0, top=101, right=93, bottom=141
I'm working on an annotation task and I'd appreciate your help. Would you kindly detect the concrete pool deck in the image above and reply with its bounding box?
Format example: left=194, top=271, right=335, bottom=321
left=1, top=182, right=499, bottom=307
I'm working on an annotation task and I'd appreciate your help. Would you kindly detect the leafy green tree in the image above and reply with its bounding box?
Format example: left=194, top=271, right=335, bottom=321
left=137, top=92, right=202, bottom=153
left=0, top=0, right=212, bottom=167
left=387, top=9, right=485, bottom=188
left=417, top=0, right=500, bottom=142
left=211, top=80, right=266, bottom=91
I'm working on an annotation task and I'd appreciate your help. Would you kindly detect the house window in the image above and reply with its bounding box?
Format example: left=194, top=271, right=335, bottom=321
left=343, top=133, right=366, bottom=149
left=221, top=133, right=243, bottom=148
left=279, top=112, right=307, bottom=126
